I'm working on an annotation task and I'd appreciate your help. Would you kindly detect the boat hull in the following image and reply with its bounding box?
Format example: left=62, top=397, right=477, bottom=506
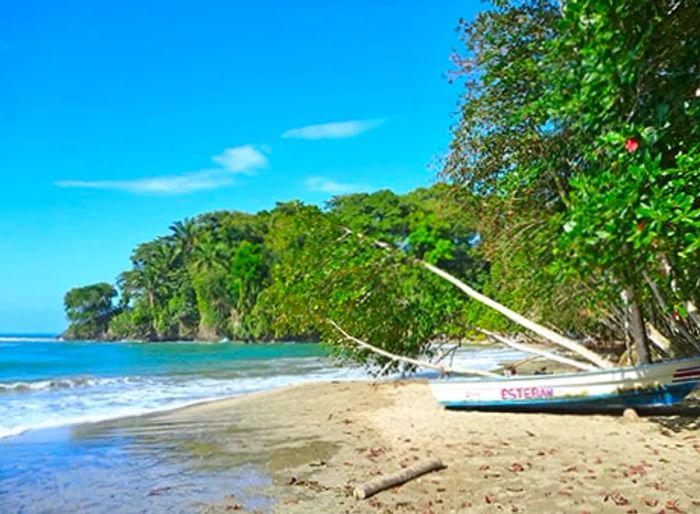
left=430, top=356, right=700, bottom=411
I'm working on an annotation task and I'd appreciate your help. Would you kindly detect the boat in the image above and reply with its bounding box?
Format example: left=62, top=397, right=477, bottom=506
left=430, top=355, right=700, bottom=410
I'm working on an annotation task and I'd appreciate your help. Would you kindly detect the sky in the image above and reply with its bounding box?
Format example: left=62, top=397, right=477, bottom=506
left=0, top=0, right=479, bottom=333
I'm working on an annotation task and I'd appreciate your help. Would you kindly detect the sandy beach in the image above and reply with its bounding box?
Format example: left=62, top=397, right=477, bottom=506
left=156, top=380, right=700, bottom=514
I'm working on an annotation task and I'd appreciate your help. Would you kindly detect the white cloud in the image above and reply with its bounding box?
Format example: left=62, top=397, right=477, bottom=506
left=282, top=119, right=386, bottom=140
left=56, top=145, right=268, bottom=195
left=304, top=176, right=368, bottom=194
left=56, top=170, right=234, bottom=195
left=212, top=144, right=269, bottom=173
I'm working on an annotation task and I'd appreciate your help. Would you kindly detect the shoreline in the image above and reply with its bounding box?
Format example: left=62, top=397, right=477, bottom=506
left=158, top=380, right=700, bottom=513
left=3, top=377, right=699, bottom=512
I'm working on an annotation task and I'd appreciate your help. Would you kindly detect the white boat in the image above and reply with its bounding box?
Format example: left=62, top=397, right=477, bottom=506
left=430, top=355, right=700, bottom=410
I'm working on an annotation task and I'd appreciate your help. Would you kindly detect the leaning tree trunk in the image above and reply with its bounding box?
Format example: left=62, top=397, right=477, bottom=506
left=421, top=262, right=614, bottom=369
left=346, top=227, right=614, bottom=369
left=626, top=287, right=652, bottom=365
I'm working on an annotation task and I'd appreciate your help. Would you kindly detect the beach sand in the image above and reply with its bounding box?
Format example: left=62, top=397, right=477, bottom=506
left=162, top=381, right=700, bottom=513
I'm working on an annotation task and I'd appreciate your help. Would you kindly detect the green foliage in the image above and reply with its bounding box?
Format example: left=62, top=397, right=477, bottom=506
left=254, top=207, right=471, bottom=369
left=64, top=186, right=496, bottom=366
left=446, top=0, right=700, bottom=353
left=561, top=147, right=700, bottom=307
left=230, top=241, right=269, bottom=337
left=64, top=283, right=118, bottom=339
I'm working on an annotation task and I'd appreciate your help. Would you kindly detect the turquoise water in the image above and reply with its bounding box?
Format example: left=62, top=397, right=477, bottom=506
left=0, top=339, right=355, bottom=438
left=0, top=337, right=523, bottom=513
left=0, top=339, right=363, bottom=513
left=1, top=339, right=328, bottom=382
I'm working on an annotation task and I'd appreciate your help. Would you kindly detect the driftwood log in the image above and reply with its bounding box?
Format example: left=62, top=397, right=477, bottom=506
left=353, top=459, right=446, bottom=500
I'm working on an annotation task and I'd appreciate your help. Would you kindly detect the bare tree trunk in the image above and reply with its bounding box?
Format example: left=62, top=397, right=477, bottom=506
left=626, top=287, right=651, bottom=364
left=645, top=322, right=671, bottom=358
left=346, top=227, right=614, bottom=369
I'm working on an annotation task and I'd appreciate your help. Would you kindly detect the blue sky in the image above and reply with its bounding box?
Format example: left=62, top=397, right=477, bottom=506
left=0, top=0, right=478, bottom=333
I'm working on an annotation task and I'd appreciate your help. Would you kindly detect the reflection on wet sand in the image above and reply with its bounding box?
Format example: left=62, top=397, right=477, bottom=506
left=1, top=411, right=276, bottom=513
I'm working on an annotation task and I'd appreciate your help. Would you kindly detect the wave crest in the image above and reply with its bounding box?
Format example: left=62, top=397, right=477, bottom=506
left=0, top=376, right=129, bottom=394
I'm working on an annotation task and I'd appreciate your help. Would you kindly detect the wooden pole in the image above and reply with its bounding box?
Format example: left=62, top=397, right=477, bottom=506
left=353, top=459, right=446, bottom=500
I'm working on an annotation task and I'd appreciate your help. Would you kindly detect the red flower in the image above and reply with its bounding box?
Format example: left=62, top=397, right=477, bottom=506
left=625, top=138, right=639, bottom=153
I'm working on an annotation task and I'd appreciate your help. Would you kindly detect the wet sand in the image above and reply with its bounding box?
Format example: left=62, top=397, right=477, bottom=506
left=162, top=381, right=700, bottom=513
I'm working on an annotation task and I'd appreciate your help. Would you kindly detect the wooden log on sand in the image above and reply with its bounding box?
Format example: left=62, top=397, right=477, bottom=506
left=353, top=459, right=446, bottom=500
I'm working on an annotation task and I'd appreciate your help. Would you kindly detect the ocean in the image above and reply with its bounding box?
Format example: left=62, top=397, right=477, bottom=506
left=0, top=336, right=523, bottom=513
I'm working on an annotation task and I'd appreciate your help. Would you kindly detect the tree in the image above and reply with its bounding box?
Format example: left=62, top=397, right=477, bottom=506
left=230, top=241, right=269, bottom=336
left=446, top=0, right=700, bottom=362
left=169, top=218, right=197, bottom=261
left=64, top=283, right=118, bottom=339
left=64, top=187, right=502, bottom=350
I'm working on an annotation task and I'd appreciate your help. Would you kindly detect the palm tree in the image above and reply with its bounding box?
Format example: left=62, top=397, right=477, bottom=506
left=190, top=232, right=229, bottom=274
left=122, top=239, right=179, bottom=337
left=169, top=218, right=197, bottom=262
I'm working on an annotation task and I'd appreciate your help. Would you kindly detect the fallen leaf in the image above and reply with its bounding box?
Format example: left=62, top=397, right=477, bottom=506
left=665, top=499, right=684, bottom=513
left=509, top=463, right=525, bottom=473
left=603, top=491, right=629, bottom=506
left=625, top=463, right=648, bottom=477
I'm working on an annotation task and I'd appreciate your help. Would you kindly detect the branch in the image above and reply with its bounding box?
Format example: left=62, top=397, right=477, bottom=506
left=328, top=320, right=501, bottom=378
left=476, top=329, right=597, bottom=372
left=433, top=344, right=460, bottom=366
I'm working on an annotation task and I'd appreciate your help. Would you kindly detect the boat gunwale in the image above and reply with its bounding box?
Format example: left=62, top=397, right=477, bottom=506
left=431, top=354, right=700, bottom=383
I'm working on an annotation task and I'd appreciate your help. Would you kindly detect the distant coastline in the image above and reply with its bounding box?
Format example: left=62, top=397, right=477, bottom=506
left=0, top=334, right=61, bottom=342
left=61, top=186, right=497, bottom=351
left=58, top=332, right=320, bottom=344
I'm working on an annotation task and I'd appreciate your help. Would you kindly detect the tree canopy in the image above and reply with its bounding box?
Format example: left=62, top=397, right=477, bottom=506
left=64, top=1, right=700, bottom=370
left=64, top=283, right=118, bottom=339
left=445, top=0, right=700, bottom=362
left=65, top=186, right=497, bottom=364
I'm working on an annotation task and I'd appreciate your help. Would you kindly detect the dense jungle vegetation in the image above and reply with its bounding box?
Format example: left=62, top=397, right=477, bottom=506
left=65, top=0, right=700, bottom=369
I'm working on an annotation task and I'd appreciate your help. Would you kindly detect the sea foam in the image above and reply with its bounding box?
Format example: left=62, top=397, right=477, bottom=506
left=0, top=345, right=523, bottom=440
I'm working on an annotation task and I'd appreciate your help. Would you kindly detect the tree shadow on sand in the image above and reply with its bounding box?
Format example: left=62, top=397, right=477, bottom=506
left=637, top=396, right=700, bottom=433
